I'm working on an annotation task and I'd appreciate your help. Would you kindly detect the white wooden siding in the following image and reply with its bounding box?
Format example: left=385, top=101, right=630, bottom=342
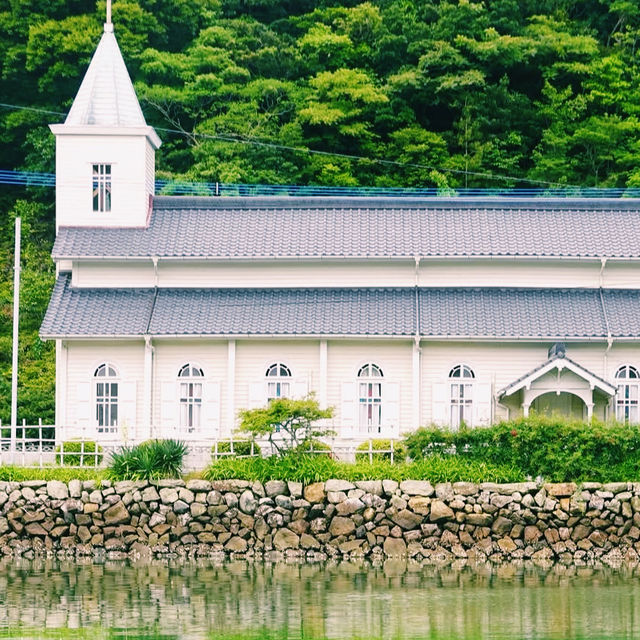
left=68, top=258, right=640, bottom=289
left=63, top=340, right=145, bottom=433
left=55, top=135, right=150, bottom=230
left=157, top=260, right=415, bottom=288
left=73, top=261, right=155, bottom=287
left=602, top=261, right=640, bottom=288
left=419, top=260, right=603, bottom=288
left=152, top=340, right=228, bottom=437
left=59, top=339, right=640, bottom=439
left=327, top=340, right=414, bottom=437
left=234, top=340, right=320, bottom=425
left=144, top=139, right=155, bottom=196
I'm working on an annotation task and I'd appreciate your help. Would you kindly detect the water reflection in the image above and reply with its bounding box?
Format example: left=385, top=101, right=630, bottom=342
left=0, top=558, right=639, bottom=639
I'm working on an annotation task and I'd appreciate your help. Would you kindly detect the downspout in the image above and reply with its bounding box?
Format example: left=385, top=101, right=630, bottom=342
left=413, top=256, right=422, bottom=430
left=599, top=258, right=614, bottom=419
left=414, top=256, right=421, bottom=345
left=143, top=256, right=159, bottom=433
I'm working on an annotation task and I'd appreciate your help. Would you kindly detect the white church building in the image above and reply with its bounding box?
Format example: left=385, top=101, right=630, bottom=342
left=41, top=18, right=640, bottom=446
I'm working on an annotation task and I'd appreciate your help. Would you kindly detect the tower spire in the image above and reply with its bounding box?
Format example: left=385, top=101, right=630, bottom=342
left=106, top=0, right=112, bottom=27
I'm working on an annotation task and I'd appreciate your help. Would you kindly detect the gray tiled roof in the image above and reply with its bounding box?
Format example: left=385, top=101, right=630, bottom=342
left=52, top=196, right=640, bottom=260
left=419, top=288, right=607, bottom=338
left=150, top=288, right=415, bottom=336
left=40, top=275, right=155, bottom=337
left=40, top=275, right=640, bottom=339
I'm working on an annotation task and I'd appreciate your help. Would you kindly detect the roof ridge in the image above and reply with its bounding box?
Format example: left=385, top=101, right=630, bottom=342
left=151, top=195, right=640, bottom=211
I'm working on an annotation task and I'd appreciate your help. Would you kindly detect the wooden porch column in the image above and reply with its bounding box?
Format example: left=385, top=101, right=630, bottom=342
left=587, top=402, right=594, bottom=421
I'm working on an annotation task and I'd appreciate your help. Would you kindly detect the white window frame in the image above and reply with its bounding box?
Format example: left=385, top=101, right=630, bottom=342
left=94, top=363, right=119, bottom=433
left=449, top=364, right=474, bottom=429
left=266, top=363, right=292, bottom=402
left=178, top=363, right=204, bottom=432
left=358, top=363, right=383, bottom=433
left=615, top=365, right=640, bottom=424
left=92, top=163, right=112, bottom=212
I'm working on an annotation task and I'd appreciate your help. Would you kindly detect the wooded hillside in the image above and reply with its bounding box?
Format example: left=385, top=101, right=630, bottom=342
left=1, top=0, right=639, bottom=422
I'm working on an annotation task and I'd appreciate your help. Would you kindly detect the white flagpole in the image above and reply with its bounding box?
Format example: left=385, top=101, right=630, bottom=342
left=10, top=216, right=21, bottom=461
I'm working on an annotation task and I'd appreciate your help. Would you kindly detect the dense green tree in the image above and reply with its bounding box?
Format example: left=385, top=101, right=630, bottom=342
left=1, top=0, right=640, bottom=420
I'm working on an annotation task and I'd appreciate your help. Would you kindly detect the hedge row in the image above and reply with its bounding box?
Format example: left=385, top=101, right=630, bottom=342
left=403, top=417, right=640, bottom=482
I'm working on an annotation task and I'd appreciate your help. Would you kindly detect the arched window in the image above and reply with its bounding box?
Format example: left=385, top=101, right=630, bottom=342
left=358, top=363, right=383, bottom=432
left=95, top=363, right=118, bottom=433
left=178, top=364, right=204, bottom=431
left=266, top=363, right=291, bottom=401
left=449, top=365, right=474, bottom=429
left=615, top=365, right=639, bottom=423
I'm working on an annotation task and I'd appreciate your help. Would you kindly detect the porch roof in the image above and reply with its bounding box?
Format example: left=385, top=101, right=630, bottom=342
left=498, top=354, right=617, bottom=398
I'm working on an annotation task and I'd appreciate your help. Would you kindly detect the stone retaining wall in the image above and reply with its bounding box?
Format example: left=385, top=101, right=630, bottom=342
left=2, top=478, right=640, bottom=563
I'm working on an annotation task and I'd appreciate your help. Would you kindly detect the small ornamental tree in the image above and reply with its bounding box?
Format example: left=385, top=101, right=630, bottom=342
left=237, top=395, right=334, bottom=455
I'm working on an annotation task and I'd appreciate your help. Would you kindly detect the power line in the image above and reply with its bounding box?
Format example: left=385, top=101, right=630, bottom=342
left=1, top=101, right=574, bottom=189
left=2, top=169, right=638, bottom=198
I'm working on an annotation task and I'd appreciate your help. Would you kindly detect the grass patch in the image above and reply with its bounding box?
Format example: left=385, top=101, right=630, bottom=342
left=0, top=465, right=105, bottom=482
left=203, top=453, right=524, bottom=484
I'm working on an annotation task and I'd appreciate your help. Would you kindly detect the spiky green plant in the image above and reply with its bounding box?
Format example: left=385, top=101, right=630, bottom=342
left=108, top=439, right=188, bottom=480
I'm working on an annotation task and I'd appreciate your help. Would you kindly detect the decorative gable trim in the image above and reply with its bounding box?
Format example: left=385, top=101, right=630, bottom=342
left=499, top=355, right=616, bottom=398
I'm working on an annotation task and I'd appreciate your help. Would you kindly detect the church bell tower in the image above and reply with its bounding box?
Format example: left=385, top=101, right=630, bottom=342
left=49, top=0, right=161, bottom=231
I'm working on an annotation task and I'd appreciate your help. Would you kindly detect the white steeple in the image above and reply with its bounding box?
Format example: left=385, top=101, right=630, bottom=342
left=50, top=1, right=161, bottom=231
left=65, top=22, right=147, bottom=128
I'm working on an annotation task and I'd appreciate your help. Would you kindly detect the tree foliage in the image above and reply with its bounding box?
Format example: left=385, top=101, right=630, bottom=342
left=237, top=395, right=334, bottom=455
left=1, top=0, right=640, bottom=420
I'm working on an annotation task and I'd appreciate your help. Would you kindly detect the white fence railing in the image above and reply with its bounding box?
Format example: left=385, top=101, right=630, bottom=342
left=0, top=423, right=404, bottom=470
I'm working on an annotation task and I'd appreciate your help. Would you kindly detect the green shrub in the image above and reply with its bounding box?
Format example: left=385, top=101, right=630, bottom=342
left=355, top=439, right=407, bottom=462
left=55, top=440, right=103, bottom=467
left=108, top=439, right=188, bottom=480
left=403, top=417, right=640, bottom=482
left=203, top=452, right=523, bottom=484
left=212, top=440, right=261, bottom=457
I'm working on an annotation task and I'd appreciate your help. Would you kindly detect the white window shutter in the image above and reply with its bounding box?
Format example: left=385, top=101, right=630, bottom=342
left=341, top=382, right=357, bottom=435
left=119, top=381, right=137, bottom=426
left=161, top=381, right=177, bottom=430
left=473, top=382, right=493, bottom=426
left=432, top=382, right=449, bottom=426
left=293, top=379, right=308, bottom=399
left=76, top=383, right=91, bottom=423
left=248, top=381, right=266, bottom=408
left=204, top=381, right=221, bottom=434
left=382, top=382, right=400, bottom=433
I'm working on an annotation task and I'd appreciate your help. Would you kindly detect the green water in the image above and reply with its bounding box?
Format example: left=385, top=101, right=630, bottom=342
left=0, top=558, right=639, bottom=639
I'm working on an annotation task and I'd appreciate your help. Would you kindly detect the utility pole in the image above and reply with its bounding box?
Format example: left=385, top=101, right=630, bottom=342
left=10, top=216, right=21, bottom=460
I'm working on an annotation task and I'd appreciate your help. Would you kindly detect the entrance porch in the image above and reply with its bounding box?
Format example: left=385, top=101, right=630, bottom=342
left=499, top=347, right=616, bottom=421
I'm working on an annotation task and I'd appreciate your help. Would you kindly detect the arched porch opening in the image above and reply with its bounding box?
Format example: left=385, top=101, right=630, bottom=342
left=530, top=391, right=587, bottom=421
